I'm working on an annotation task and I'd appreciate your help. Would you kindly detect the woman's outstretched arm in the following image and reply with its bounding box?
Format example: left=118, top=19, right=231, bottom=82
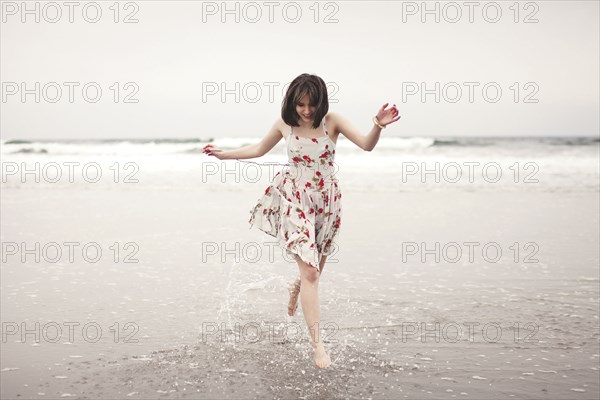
left=203, top=118, right=284, bottom=160
left=333, top=103, right=400, bottom=151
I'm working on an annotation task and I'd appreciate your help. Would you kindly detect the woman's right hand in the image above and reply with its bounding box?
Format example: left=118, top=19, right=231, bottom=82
left=203, top=144, right=226, bottom=160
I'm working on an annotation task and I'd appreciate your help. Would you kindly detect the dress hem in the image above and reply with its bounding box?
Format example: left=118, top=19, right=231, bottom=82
left=248, top=221, right=325, bottom=271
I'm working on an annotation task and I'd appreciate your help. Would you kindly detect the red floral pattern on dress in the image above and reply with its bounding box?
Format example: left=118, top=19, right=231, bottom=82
left=248, top=119, right=342, bottom=270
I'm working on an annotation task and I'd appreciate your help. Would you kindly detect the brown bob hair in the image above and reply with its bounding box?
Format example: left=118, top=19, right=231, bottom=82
left=281, top=73, right=329, bottom=129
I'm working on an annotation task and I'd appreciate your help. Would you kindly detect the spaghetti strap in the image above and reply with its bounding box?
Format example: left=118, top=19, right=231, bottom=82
left=322, top=118, right=328, bottom=136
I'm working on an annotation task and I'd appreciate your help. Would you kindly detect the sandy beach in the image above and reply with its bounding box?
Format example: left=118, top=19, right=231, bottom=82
left=1, top=182, right=598, bottom=399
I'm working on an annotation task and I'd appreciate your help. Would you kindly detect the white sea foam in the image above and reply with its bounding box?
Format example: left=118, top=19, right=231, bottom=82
left=1, top=136, right=598, bottom=192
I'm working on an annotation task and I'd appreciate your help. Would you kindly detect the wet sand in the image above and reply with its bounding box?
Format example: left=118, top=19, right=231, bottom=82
left=1, top=187, right=599, bottom=399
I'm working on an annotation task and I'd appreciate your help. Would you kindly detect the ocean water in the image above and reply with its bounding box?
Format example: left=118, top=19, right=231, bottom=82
left=1, top=136, right=599, bottom=192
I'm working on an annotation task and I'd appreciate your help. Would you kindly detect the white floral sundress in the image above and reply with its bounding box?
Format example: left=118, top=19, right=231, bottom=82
left=248, top=118, right=342, bottom=271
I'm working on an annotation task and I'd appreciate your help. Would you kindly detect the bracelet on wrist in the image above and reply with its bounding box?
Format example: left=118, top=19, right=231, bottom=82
left=373, top=116, right=385, bottom=129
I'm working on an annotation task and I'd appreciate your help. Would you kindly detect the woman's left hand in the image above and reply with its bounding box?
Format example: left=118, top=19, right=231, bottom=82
left=376, top=103, right=401, bottom=127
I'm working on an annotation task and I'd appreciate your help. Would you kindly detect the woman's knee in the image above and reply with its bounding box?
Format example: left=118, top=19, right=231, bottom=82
left=303, top=267, right=320, bottom=283
left=295, top=256, right=320, bottom=283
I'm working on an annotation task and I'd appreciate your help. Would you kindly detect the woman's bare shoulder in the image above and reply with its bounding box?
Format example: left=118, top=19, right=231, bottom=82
left=326, top=111, right=345, bottom=126
left=275, top=116, right=290, bottom=135
left=325, top=111, right=343, bottom=135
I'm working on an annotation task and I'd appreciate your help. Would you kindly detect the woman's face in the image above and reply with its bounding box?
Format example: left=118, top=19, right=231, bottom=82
left=295, top=94, right=316, bottom=122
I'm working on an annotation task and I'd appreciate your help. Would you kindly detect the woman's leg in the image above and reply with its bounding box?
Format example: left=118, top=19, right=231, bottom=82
left=287, top=278, right=302, bottom=316
left=295, top=254, right=331, bottom=368
left=288, top=255, right=327, bottom=316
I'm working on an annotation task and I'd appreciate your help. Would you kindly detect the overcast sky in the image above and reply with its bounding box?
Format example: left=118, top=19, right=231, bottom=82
left=1, top=0, right=598, bottom=139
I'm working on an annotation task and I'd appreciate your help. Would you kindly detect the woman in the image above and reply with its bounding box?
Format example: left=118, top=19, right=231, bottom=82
left=203, top=73, right=400, bottom=368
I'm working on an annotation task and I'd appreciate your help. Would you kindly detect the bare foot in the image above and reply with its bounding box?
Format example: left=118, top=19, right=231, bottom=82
left=313, top=343, right=332, bottom=368
left=287, top=278, right=301, bottom=316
